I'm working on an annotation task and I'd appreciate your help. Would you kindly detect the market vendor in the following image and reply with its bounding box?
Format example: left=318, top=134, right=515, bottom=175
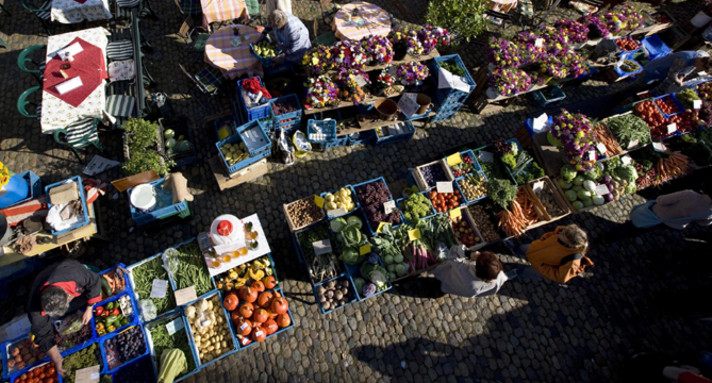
left=27, top=259, right=103, bottom=377
left=641, top=51, right=710, bottom=87
left=645, top=52, right=712, bottom=95
left=630, top=189, right=712, bottom=230
left=431, top=248, right=513, bottom=298
left=267, top=9, right=312, bottom=64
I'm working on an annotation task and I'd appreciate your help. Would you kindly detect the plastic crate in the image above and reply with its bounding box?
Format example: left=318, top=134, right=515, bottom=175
left=44, top=176, right=90, bottom=235
left=613, top=37, right=641, bottom=54
left=653, top=94, right=684, bottom=118
left=128, top=178, right=190, bottom=226
left=236, top=76, right=271, bottom=121
left=10, top=361, right=60, bottom=383
left=158, top=118, right=198, bottom=169
left=99, top=263, right=130, bottom=300
left=444, top=150, right=483, bottom=179
left=320, top=185, right=360, bottom=219
left=426, top=184, right=465, bottom=213
left=162, top=238, right=217, bottom=302
left=291, top=224, right=344, bottom=286
left=110, top=354, right=156, bottom=382
left=144, top=310, right=200, bottom=382
left=126, top=252, right=177, bottom=320
left=455, top=172, right=488, bottom=204
left=306, top=119, right=338, bottom=151
left=313, top=274, right=359, bottom=315
left=91, top=292, right=139, bottom=341
left=270, top=94, right=302, bottom=131
left=396, top=191, right=437, bottom=225
left=529, top=86, right=566, bottom=108
left=214, top=115, right=238, bottom=141
left=430, top=108, right=457, bottom=122
left=0, top=171, right=42, bottom=209
left=216, top=119, right=271, bottom=174
left=641, top=34, right=672, bottom=61
left=344, top=258, right=393, bottom=301
left=524, top=115, right=554, bottom=137
left=613, top=54, right=643, bottom=79
left=100, top=325, right=149, bottom=374
left=431, top=54, right=476, bottom=104
left=371, top=121, right=415, bottom=145
left=248, top=36, right=283, bottom=68
left=182, top=292, right=238, bottom=367
left=352, top=177, right=405, bottom=236
left=2, top=335, right=48, bottom=380
left=346, top=131, right=373, bottom=146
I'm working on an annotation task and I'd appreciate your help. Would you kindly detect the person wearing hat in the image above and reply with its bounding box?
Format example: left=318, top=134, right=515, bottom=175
left=267, top=9, right=312, bottom=64
left=27, top=259, right=103, bottom=377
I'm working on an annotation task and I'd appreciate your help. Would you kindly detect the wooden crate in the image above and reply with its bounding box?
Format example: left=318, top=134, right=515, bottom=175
left=517, top=185, right=550, bottom=231
left=413, top=159, right=453, bottom=191
left=525, top=177, right=571, bottom=222
left=282, top=195, right=326, bottom=233
left=210, top=157, right=269, bottom=191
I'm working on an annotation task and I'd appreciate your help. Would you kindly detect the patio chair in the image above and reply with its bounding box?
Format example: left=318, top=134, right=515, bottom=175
left=105, top=94, right=136, bottom=129
left=17, top=85, right=42, bottom=119
left=178, top=64, right=223, bottom=95
left=52, top=118, right=103, bottom=162
left=193, top=32, right=210, bottom=53
left=107, top=40, right=134, bottom=61
left=20, top=0, right=51, bottom=34
left=174, top=0, right=202, bottom=15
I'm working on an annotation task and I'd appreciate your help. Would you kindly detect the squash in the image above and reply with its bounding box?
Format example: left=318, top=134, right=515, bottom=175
left=157, top=348, right=187, bottom=383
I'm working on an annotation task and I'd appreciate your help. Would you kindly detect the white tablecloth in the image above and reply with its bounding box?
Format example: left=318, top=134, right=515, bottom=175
left=51, top=0, right=112, bottom=24
left=41, top=27, right=109, bottom=133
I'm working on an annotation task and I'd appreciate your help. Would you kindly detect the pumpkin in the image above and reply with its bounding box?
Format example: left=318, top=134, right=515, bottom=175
left=239, top=302, right=254, bottom=318
left=236, top=317, right=252, bottom=336
left=262, top=276, right=277, bottom=289
left=276, top=313, right=291, bottom=328
left=252, top=308, right=269, bottom=324
left=251, top=280, right=265, bottom=293
left=257, top=291, right=273, bottom=308
left=238, top=286, right=257, bottom=303
left=270, top=296, right=289, bottom=315
left=230, top=311, right=241, bottom=325
left=239, top=335, right=252, bottom=347
left=251, top=326, right=266, bottom=342
left=263, top=319, right=278, bottom=335
left=223, top=293, right=239, bottom=311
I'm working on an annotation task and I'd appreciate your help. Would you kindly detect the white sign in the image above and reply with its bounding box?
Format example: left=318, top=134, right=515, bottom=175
left=83, top=155, right=120, bottom=176
left=587, top=151, right=596, bottom=161
left=652, top=142, right=667, bottom=152
left=621, top=155, right=633, bottom=165
left=327, top=208, right=347, bottom=217
left=436, top=181, right=454, bottom=194
left=75, top=366, right=100, bottom=383
left=595, top=184, right=610, bottom=196
left=312, top=239, right=332, bottom=256
left=694, top=99, right=702, bottom=109
left=383, top=200, right=397, bottom=215
left=150, top=279, right=168, bottom=299
left=532, top=113, right=550, bottom=133
left=174, top=286, right=197, bottom=306
left=535, top=38, right=545, bottom=48
left=596, top=143, right=608, bottom=155
left=627, top=139, right=640, bottom=149
left=397, top=93, right=420, bottom=118
left=166, top=317, right=184, bottom=335
left=478, top=150, right=494, bottom=163
left=532, top=181, right=545, bottom=194
left=354, top=74, right=368, bottom=88
left=667, top=123, right=677, bottom=134
left=437, top=68, right=472, bottom=93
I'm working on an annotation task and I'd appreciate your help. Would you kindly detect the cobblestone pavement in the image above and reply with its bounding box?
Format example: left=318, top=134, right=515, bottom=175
left=2, top=0, right=712, bottom=382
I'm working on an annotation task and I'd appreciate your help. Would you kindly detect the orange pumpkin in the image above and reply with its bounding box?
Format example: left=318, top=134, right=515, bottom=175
left=263, top=319, right=278, bottom=335
left=236, top=317, right=252, bottom=336
left=262, top=276, right=277, bottom=289
left=276, top=313, right=291, bottom=328
left=257, top=291, right=273, bottom=308
left=251, top=280, right=265, bottom=293
left=223, top=293, right=239, bottom=311
left=239, top=302, right=254, bottom=318
left=270, top=296, right=289, bottom=315
left=251, top=326, right=266, bottom=342
left=238, top=286, right=257, bottom=303
left=230, top=311, right=241, bottom=325
left=252, top=308, right=269, bottom=324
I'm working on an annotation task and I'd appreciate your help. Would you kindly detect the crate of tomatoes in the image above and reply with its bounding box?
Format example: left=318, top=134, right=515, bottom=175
left=427, top=187, right=464, bottom=213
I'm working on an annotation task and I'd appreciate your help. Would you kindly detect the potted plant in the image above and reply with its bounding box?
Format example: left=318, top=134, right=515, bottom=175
left=121, top=118, right=173, bottom=176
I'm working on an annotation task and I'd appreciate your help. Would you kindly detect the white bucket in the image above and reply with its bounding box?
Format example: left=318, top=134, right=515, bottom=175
left=130, top=184, right=156, bottom=211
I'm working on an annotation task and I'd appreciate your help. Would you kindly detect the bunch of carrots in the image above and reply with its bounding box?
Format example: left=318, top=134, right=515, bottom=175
left=656, top=152, right=691, bottom=181
left=497, top=189, right=540, bottom=237
left=594, top=125, right=622, bottom=156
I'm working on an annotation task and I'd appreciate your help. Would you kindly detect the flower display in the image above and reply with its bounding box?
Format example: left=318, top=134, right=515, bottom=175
left=361, top=35, right=394, bottom=64
left=395, top=62, right=429, bottom=86
left=305, top=75, right=339, bottom=109
left=376, top=68, right=395, bottom=88
left=334, top=68, right=370, bottom=104
left=554, top=19, right=589, bottom=44
left=417, top=25, right=450, bottom=54
left=332, top=40, right=367, bottom=69
left=549, top=110, right=598, bottom=171
left=302, top=45, right=333, bottom=76
left=514, top=31, right=547, bottom=64
left=0, top=162, right=10, bottom=191
left=489, top=68, right=532, bottom=96
left=614, top=4, right=644, bottom=32
left=598, top=11, right=624, bottom=35
left=390, top=29, right=424, bottom=57
left=487, top=37, right=521, bottom=68
left=580, top=14, right=610, bottom=39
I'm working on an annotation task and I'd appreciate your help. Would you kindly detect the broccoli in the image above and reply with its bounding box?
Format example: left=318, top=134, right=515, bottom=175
left=501, top=153, right=516, bottom=170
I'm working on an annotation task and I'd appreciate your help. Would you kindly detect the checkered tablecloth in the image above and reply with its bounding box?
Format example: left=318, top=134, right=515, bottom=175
left=332, top=1, right=391, bottom=41
left=51, top=0, right=112, bottom=24
left=201, top=0, right=249, bottom=29
left=204, top=24, right=262, bottom=80
left=489, top=0, right=518, bottom=13
left=41, top=27, right=109, bottom=133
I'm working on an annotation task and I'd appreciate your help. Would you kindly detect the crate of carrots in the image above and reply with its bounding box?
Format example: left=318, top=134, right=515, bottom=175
left=495, top=187, right=547, bottom=237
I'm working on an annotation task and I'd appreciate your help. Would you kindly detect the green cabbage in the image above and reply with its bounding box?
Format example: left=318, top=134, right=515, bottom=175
left=572, top=201, right=584, bottom=210
left=583, top=180, right=596, bottom=192
left=572, top=175, right=585, bottom=186
left=558, top=179, right=572, bottom=190
left=560, top=165, right=577, bottom=182
left=330, top=218, right=348, bottom=232
left=577, top=190, right=592, bottom=200
left=565, top=190, right=578, bottom=202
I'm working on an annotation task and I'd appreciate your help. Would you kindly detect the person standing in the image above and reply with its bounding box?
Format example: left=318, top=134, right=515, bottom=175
left=431, top=249, right=513, bottom=298
left=27, top=259, right=103, bottom=377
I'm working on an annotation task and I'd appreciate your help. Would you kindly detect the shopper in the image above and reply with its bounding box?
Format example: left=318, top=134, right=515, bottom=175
left=431, top=249, right=513, bottom=298
left=642, top=50, right=710, bottom=86
left=27, top=259, right=103, bottom=377
left=267, top=10, right=312, bottom=64
left=649, top=55, right=712, bottom=95
left=630, top=189, right=712, bottom=229
left=509, top=224, right=593, bottom=284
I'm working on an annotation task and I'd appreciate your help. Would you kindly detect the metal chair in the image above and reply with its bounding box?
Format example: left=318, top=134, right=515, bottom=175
left=17, top=86, right=42, bottom=119
left=20, top=0, right=51, bottom=34
left=17, top=45, right=47, bottom=83
left=105, top=95, right=136, bottom=129
left=107, top=40, right=134, bottom=61
left=52, top=118, right=103, bottom=162
left=178, top=64, right=224, bottom=95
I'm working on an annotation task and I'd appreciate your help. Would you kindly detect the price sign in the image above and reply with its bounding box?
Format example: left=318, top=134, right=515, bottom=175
left=532, top=181, right=545, bottom=194
left=596, top=143, right=608, bottom=155
left=621, top=155, right=633, bottom=165
left=166, top=317, right=184, bottom=335
left=587, top=151, right=596, bottom=161
left=383, top=200, right=397, bottom=215
left=667, top=123, right=677, bottom=134
left=397, top=93, right=420, bottom=118
left=312, top=239, right=332, bottom=256
left=174, top=286, right=197, bottom=306
left=408, top=228, right=421, bottom=241
left=478, top=150, right=494, bottom=163
left=376, top=222, right=391, bottom=233
left=150, top=279, right=168, bottom=299
left=75, top=366, right=100, bottom=383
left=446, top=153, right=462, bottom=166
left=449, top=207, right=462, bottom=219
left=627, top=139, right=640, bottom=149
left=652, top=141, right=667, bottom=152
left=313, top=195, right=325, bottom=208
left=327, top=207, right=347, bottom=217
left=694, top=99, right=702, bottom=109
left=436, top=181, right=453, bottom=193
left=595, top=184, right=610, bottom=196
left=359, top=243, right=371, bottom=255
left=535, top=38, right=545, bottom=48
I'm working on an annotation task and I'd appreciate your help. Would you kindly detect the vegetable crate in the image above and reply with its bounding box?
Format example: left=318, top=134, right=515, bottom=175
left=524, top=177, right=571, bottom=222
left=282, top=194, right=326, bottom=232
left=319, top=185, right=360, bottom=219
left=426, top=185, right=466, bottom=213
left=306, top=119, right=337, bottom=151
left=126, top=252, right=176, bottom=320
left=291, top=223, right=346, bottom=286
left=529, top=86, right=566, bottom=108
left=654, top=94, right=685, bottom=119
left=99, top=263, right=129, bottom=300
left=162, top=238, right=218, bottom=304
left=9, top=361, right=60, bottom=383
left=459, top=207, right=488, bottom=251
left=128, top=177, right=191, bottom=226
left=215, top=119, right=271, bottom=174
left=312, top=274, right=359, bottom=315
left=182, top=291, right=239, bottom=368
left=396, top=190, right=437, bottom=225
left=99, top=325, right=149, bottom=374
left=269, top=94, right=302, bottom=132
left=641, top=35, right=672, bottom=61
left=612, top=54, right=643, bottom=80
left=369, top=121, right=416, bottom=146
left=248, top=36, right=283, bottom=68
left=443, top=150, right=484, bottom=180
left=613, top=37, right=641, bottom=55
left=1, top=335, right=49, bottom=380
left=214, top=115, right=238, bottom=141
left=352, top=177, right=404, bottom=236
left=431, top=54, right=476, bottom=119
left=90, top=291, right=140, bottom=341
left=110, top=354, right=156, bottom=382
left=44, top=176, right=90, bottom=235
left=472, top=146, right=518, bottom=186
left=343, top=258, right=392, bottom=302
left=236, top=76, right=271, bottom=122
left=413, top=159, right=454, bottom=191
left=158, top=118, right=198, bottom=169
left=144, top=310, right=200, bottom=382
left=454, top=172, right=488, bottom=204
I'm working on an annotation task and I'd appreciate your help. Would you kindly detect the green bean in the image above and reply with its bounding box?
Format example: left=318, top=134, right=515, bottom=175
left=132, top=256, right=176, bottom=314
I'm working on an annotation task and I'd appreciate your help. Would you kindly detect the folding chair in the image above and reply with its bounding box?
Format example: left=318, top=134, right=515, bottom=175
left=178, top=64, right=224, bottom=95
left=193, top=32, right=210, bottom=52
left=105, top=95, right=137, bottom=129
left=52, top=118, right=103, bottom=162
left=17, top=86, right=42, bottom=119
left=107, top=40, right=134, bottom=61
left=20, top=0, right=51, bottom=34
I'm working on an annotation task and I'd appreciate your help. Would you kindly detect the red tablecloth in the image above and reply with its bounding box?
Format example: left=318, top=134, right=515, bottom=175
left=43, top=37, right=107, bottom=107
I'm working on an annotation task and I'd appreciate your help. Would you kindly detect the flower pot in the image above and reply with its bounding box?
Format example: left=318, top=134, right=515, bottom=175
left=0, top=173, right=30, bottom=209
left=393, top=45, right=407, bottom=61
left=416, top=93, right=431, bottom=114
left=691, top=10, right=712, bottom=28
left=374, top=99, right=399, bottom=120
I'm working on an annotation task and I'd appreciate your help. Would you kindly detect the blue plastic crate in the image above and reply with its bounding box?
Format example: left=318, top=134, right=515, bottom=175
left=0, top=171, right=42, bottom=209
left=2, top=335, right=50, bottom=380
left=144, top=310, right=200, bottom=382
left=100, top=324, right=149, bottom=374
left=614, top=54, right=643, bottom=79
left=313, top=274, right=359, bottom=315
left=221, top=286, right=294, bottom=349
left=653, top=94, right=685, bottom=118
left=431, top=54, right=475, bottom=112
left=524, top=115, right=554, bottom=137
left=454, top=172, right=488, bottom=204
left=292, top=224, right=343, bottom=286
left=110, top=354, right=155, bottom=382
left=430, top=109, right=457, bottom=122
left=162, top=238, right=217, bottom=302
left=126, top=252, right=177, bottom=320
left=432, top=54, right=476, bottom=95
left=182, top=291, right=238, bottom=368
left=128, top=178, right=190, bottom=226
left=371, top=121, right=415, bottom=146
left=529, top=86, right=566, bottom=108
left=396, top=191, right=437, bottom=225
left=426, top=184, right=465, bottom=213
left=248, top=36, right=283, bottom=68
left=99, top=263, right=131, bottom=300
left=9, top=361, right=61, bottom=383
left=352, top=177, right=405, bottom=236
left=306, top=119, right=338, bottom=151
left=613, top=36, right=641, bottom=54
left=346, top=131, right=373, bottom=146
left=320, top=185, right=360, bottom=219
left=44, top=176, right=90, bottom=235
left=91, top=292, right=140, bottom=341
left=216, top=119, right=271, bottom=174
left=344, top=258, right=392, bottom=301
left=446, top=149, right=483, bottom=179
left=214, top=115, right=238, bottom=141
left=270, top=94, right=302, bottom=131
left=236, top=76, right=271, bottom=121
left=641, top=35, right=672, bottom=61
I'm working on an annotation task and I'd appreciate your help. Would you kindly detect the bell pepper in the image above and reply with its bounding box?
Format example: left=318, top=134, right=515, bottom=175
left=106, top=315, right=122, bottom=329
left=106, top=325, right=116, bottom=333
left=109, top=308, right=120, bottom=317
left=95, top=323, right=105, bottom=331
left=100, top=310, right=109, bottom=318
left=94, top=306, right=104, bottom=316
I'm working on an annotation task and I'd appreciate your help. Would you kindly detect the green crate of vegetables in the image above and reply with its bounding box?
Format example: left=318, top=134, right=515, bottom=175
left=162, top=240, right=216, bottom=301
left=145, top=310, right=199, bottom=381
left=127, top=253, right=177, bottom=322
left=61, top=343, right=103, bottom=383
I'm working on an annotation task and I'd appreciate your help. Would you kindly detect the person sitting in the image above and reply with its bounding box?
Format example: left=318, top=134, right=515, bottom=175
left=27, top=259, right=103, bottom=377
left=267, top=10, right=312, bottom=65
left=431, top=249, right=513, bottom=298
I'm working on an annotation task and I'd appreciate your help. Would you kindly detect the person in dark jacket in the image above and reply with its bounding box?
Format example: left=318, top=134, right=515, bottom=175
left=27, top=259, right=102, bottom=377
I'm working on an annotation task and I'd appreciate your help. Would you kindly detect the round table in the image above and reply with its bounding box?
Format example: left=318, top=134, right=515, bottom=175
left=204, top=24, right=262, bottom=80
left=332, top=1, right=392, bottom=41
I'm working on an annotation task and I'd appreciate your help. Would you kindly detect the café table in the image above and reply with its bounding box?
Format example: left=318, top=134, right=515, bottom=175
left=332, top=1, right=391, bottom=41
left=200, top=0, right=249, bottom=29
left=51, top=0, right=112, bottom=24
left=204, top=24, right=262, bottom=80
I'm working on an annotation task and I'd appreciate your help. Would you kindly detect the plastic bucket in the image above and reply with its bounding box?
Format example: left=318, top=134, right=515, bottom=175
left=416, top=94, right=431, bottom=114
left=374, top=99, right=398, bottom=120
left=130, top=184, right=157, bottom=211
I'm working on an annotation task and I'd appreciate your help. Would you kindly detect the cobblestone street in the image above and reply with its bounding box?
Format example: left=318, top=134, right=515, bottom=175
left=1, top=0, right=712, bottom=381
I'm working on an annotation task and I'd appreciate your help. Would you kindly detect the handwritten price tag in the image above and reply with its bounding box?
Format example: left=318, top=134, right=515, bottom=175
left=75, top=366, right=100, bottom=383
left=596, top=143, right=608, bottom=155
left=436, top=181, right=453, bottom=194
left=174, top=286, right=197, bottom=306
left=312, top=239, right=332, bottom=256
left=535, top=38, right=544, bottom=48
left=376, top=222, right=391, bottom=233
left=627, top=139, right=639, bottom=149
left=587, top=151, right=596, bottom=161
left=313, top=195, right=325, bottom=208
left=166, top=317, right=184, bottom=335
left=408, top=228, right=421, bottom=241
left=532, top=181, right=545, bottom=194
left=327, top=207, right=347, bottom=217
left=449, top=207, right=462, bottom=219
left=446, top=153, right=462, bottom=166
left=595, top=184, right=610, bottom=196
left=694, top=99, right=702, bottom=109
left=150, top=279, right=168, bottom=299
left=383, top=200, right=397, bottom=214
left=621, top=155, right=633, bottom=165
left=667, top=123, right=677, bottom=134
